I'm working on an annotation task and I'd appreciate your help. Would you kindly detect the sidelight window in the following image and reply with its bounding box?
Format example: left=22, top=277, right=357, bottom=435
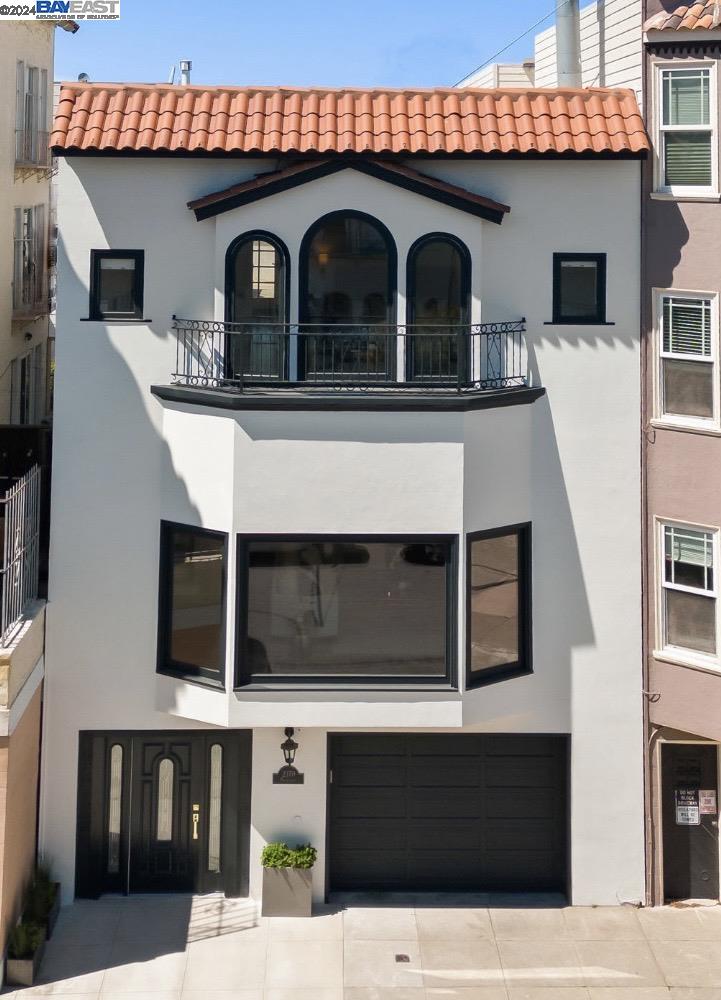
left=107, top=744, right=123, bottom=874
left=158, top=522, right=228, bottom=685
left=156, top=758, right=174, bottom=842
left=466, top=524, right=532, bottom=688
left=237, top=535, right=455, bottom=686
left=208, top=744, right=222, bottom=873
left=661, top=522, right=718, bottom=661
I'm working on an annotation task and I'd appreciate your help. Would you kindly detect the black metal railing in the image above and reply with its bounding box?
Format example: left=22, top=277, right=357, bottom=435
left=170, top=318, right=528, bottom=393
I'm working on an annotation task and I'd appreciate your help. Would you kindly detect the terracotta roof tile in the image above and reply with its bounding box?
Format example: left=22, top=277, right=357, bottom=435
left=51, top=83, right=648, bottom=157
left=645, top=1, right=721, bottom=30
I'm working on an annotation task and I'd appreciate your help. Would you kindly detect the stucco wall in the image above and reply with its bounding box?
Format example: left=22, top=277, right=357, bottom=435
left=643, top=47, right=721, bottom=743
left=0, top=685, right=41, bottom=959
left=43, top=154, right=644, bottom=905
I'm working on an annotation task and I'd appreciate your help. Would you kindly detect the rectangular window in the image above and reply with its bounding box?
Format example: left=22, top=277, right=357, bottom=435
left=236, top=536, right=456, bottom=686
left=13, top=204, right=46, bottom=315
left=158, top=522, right=227, bottom=685
left=90, top=250, right=144, bottom=320
left=15, top=61, right=48, bottom=167
left=661, top=522, right=717, bottom=659
left=659, top=66, right=715, bottom=192
left=659, top=294, right=716, bottom=424
left=552, top=253, right=606, bottom=324
left=466, top=524, right=531, bottom=688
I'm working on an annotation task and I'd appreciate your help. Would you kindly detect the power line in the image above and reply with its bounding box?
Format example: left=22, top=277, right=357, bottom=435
left=452, top=0, right=572, bottom=87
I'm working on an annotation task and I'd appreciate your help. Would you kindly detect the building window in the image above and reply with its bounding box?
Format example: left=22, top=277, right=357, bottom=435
left=15, top=61, right=48, bottom=167
left=659, top=65, right=715, bottom=193
left=661, top=522, right=718, bottom=660
left=236, top=536, right=456, bottom=686
left=466, top=524, right=532, bottom=688
left=89, top=250, right=144, bottom=320
left=226, top=232, right=288, bottom=380
left=552, top=253, right=606, bottom=324
left=158, top=522, right=227, bottom=685
left=407, top=234, right=470, bottom=382
left=658, top=293, right=716, bottom=425
left=13, top=205, right=46, bottom=315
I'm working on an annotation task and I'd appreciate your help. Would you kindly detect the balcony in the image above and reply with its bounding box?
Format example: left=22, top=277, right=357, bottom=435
left=15, top=129, right=50, bottom=171
left=154, top=318, right=544, bottom=412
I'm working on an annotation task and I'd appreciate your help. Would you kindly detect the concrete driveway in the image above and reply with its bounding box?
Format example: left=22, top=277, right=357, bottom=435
left=4, top=893, right=721, bottom=998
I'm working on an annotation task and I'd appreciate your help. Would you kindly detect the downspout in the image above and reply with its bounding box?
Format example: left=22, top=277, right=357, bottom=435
left=556, top=0, right=582, bottom=88
left=640, top=37, right=655, bottom=908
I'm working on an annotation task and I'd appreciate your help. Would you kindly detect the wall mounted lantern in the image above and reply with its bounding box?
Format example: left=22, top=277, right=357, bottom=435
left=273, top=727, right=304, bottom=785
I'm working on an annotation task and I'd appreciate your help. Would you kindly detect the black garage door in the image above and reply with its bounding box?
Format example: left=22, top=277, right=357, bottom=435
left=328, top=734, right=568, bottom=893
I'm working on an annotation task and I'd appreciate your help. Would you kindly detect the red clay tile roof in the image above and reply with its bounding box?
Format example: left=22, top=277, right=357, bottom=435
left=645, top=1, right=721, bottom=30
left=51, top=83, right=648, bottom=157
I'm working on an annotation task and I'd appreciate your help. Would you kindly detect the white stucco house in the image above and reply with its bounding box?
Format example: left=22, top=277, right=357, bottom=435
left=42, top=81, right=648, bottom=906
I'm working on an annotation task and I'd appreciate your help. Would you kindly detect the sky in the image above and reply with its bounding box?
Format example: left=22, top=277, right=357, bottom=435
left=54, top=0, right=593, bottom=91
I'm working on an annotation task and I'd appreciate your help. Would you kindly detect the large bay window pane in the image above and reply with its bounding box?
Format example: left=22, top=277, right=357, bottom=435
left=240, top=538, right=452, bottom=681
left=660, top=296, right=714, bottom=420
left=663, top=524, right=717, bottom=656
left=159, top=523, right=227, bottom=682
left=467, top=525, right=530, bottom=685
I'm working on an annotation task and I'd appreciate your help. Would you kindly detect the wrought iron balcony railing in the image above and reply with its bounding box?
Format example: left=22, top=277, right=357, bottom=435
left=170, top=318, right=528, bottom=394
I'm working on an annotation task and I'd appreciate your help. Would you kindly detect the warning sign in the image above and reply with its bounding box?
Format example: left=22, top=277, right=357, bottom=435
left=700, top=789, right=717, bottom=815
left=676, top=788, right=701, bottom=826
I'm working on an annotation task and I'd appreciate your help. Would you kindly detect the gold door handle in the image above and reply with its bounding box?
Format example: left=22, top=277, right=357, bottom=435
left=192, top=804, right=200, bottom=840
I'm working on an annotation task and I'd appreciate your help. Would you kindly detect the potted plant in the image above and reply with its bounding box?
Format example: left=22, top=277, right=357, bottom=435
left=24, top=864, right=61, bottom=940
left=6, top=920, right=46, bottom=987
left=261, top=842, right=317, bottom=917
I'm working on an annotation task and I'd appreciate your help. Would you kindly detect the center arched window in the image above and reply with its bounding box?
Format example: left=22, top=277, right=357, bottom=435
left=301, top=211, right=396, bottom=380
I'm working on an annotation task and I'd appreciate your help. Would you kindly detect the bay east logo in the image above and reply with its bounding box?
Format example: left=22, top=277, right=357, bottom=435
left=35, top=0, right=120, bottom=17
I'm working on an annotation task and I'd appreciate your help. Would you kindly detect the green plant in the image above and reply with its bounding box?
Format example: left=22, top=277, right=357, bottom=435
left=24, top=864, right=57, bottom=924
left=7, top=921, right=43, bottom=960
left=261, top=842, right=317, bottom=870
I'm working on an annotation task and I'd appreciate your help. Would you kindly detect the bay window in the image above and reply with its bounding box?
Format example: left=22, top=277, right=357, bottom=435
left=658, top=293, right=716, bottom=425
left=661, top=522, right=718, bottom=660
left=236, top=536, right=456, bottom=686
left=658, top=65, right=716, bottom=194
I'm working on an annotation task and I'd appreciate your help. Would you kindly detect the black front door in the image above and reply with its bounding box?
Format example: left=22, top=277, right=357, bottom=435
left=662, top=743, right=719, bottom=901
left=76, top=731, right=251, bottom=898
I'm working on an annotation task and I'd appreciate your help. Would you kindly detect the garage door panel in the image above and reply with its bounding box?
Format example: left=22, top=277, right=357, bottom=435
left=328, top=734, right=567, bottom=894
left=486, top=759, right=560, bottom=787
left=334, top=763, right=407, bottom=787
left=409, top=789, right=483, bottom=818
left=332, top=788, right=407, bottom=819
left=485, top=789, right=558, bottom=819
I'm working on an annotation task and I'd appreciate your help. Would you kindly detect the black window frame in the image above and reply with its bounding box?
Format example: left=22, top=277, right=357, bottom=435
left=465, top=522, right=532, bottom=690
left=552, top=252, right=607, bottom=325
left=235, top=533, right=458, bottom=690
left=89, top=249, right=145, bottom=321
left=157, top=520, right=228, bottom=689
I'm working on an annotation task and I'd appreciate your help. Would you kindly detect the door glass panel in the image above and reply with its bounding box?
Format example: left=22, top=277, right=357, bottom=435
left=208, top=744, right=223, bottom=873
left=229, top=237, right=286, bottom=379
left=156, top=758, right=174, bottom=842
left=107, top=744, right=123, bottom=874
left=409, top=238, right=465, bottom=381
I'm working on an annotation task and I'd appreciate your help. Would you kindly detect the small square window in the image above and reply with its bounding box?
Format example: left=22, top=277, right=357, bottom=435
left=552, top=253, right=606, bottom=324
left=90, top=249, right=144, bottom=320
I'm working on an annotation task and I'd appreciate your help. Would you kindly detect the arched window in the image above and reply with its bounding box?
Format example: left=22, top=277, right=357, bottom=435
left=226, top=232, right=288, bottom=380
left=407, top=234, right=470, bottom=382
left=300, top=211, right=396, bottom=380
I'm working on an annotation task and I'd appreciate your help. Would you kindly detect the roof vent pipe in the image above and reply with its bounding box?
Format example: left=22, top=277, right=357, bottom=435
left=180, top=59, right=192, bottom=85
left=556, top=0, right=582, bottom=89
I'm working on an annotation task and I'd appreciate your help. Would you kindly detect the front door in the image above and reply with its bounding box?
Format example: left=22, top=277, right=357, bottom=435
left=662, top=743, right=719, bottom=901
left=76, top=731, right=251, bottom=898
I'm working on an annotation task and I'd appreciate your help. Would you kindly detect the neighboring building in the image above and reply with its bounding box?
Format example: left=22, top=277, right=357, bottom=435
left=0, top=20, right=76, bottom=425
left=42, top=79, right=648, bottom=906
left=0, top=19, right=74, bottom=974
left=476, top=0, right=721, bottom=908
